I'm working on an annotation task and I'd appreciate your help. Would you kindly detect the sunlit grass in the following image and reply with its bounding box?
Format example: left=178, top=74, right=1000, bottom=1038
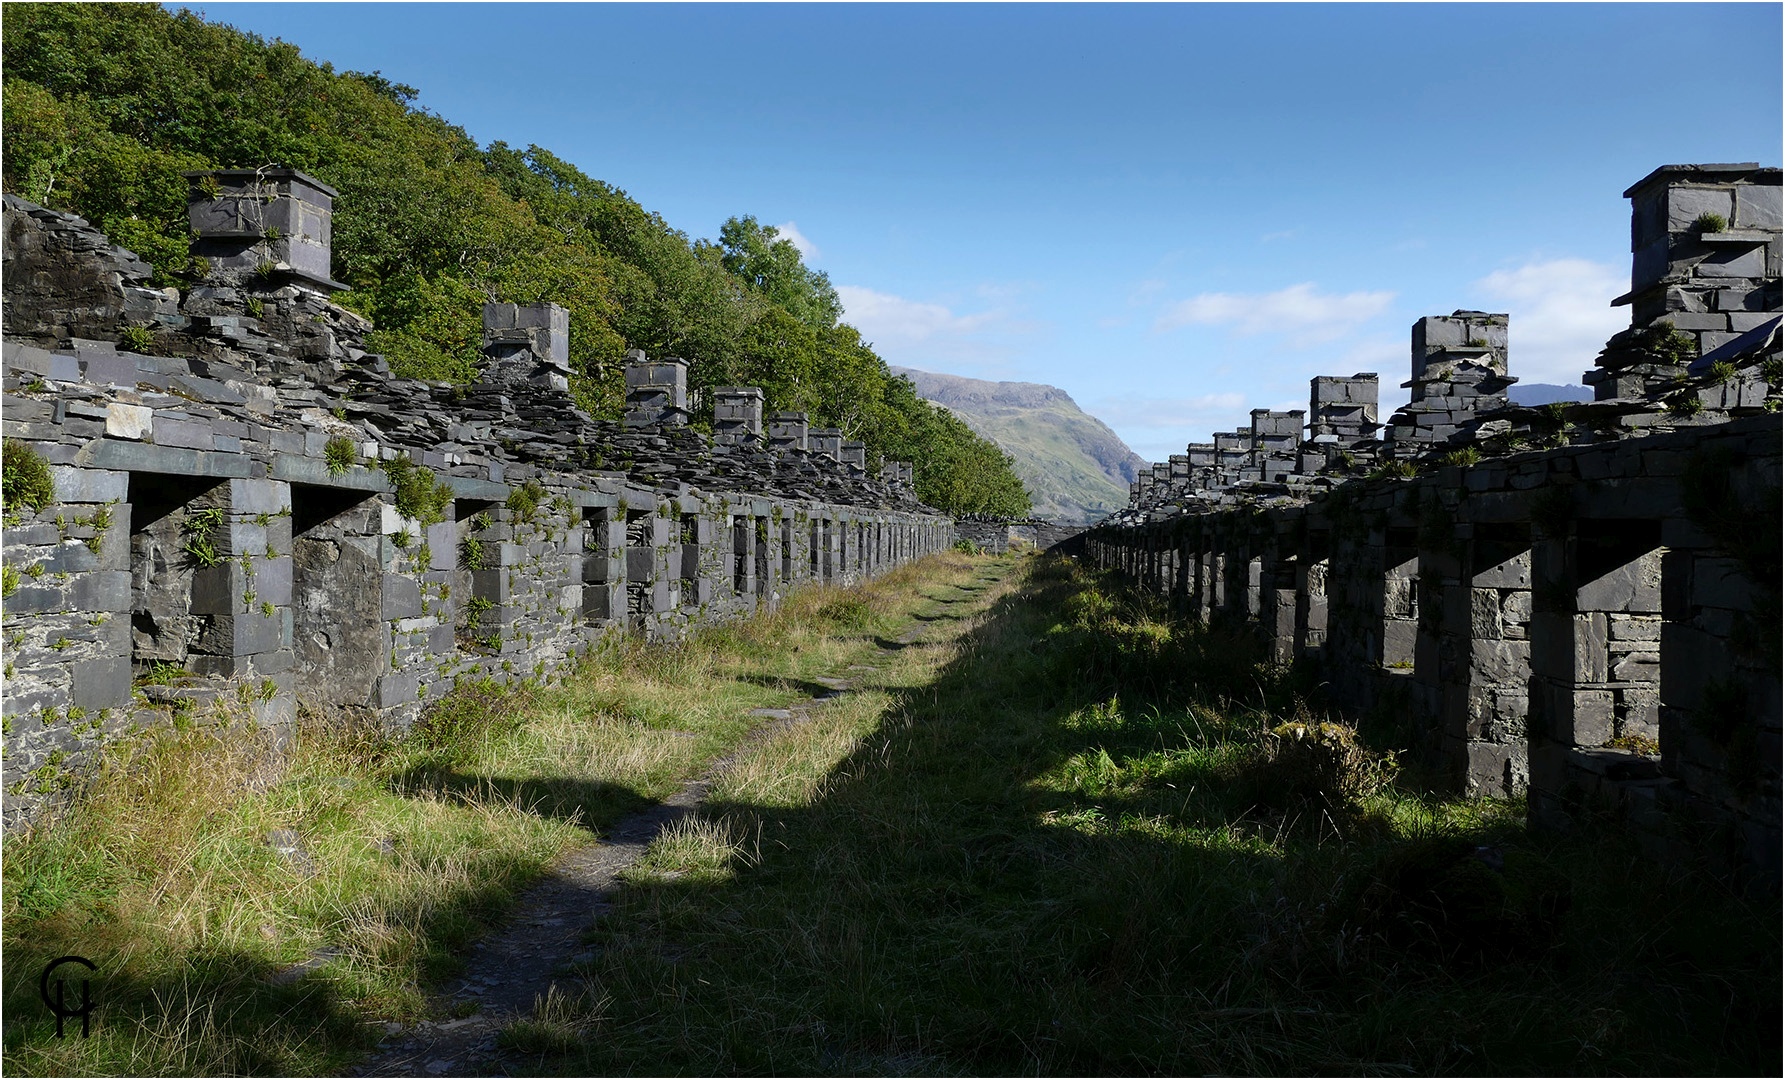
left=1, top=552, right=993, bottom=1076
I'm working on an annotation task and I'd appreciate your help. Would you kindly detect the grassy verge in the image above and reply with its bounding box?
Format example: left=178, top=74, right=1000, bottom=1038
left=533, top=554, right=1780, bottom=1076
left=1, top=553, right=987, bottom=1076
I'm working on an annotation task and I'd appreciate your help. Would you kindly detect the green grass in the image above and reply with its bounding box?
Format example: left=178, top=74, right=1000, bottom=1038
left=5, top=553, right=1776, bottom=1075
left=0, top=554, right=984, bottom=1076
left=546, top=554, right=1780, bottom=1076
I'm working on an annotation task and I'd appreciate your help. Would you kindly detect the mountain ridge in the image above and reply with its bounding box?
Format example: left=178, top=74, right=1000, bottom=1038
left=892, top=366, right=1146, bottom=524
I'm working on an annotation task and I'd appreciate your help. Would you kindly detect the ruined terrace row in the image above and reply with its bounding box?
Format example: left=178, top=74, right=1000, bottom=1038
left=0, top=173, right=951, bottom=820
left=1085, top=163, right=1781, bottom=883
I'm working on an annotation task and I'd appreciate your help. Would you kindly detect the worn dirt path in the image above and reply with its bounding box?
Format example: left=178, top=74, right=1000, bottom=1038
left=350, top=612, right=952, bottom=1077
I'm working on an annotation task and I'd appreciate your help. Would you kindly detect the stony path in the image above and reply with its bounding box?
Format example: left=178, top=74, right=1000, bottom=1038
left=351, top=625, right=930, bottom=1078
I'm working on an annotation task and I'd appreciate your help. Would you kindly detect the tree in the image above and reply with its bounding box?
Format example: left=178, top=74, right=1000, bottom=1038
left=718, top=215, right=841, bottom=331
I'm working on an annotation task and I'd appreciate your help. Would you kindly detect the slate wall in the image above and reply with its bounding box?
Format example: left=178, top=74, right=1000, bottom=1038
left=1084, top=415, right=1782, bottom=883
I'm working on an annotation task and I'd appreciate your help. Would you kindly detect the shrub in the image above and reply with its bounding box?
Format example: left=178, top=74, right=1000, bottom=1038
left=410, top=677, right=533, bottom=763
left=118, top=325, right=154, bottom=352
left=815, top=595, right=873, bottom=628
left=1693, top=211, right=1728, bottom=234
left=1666, top=390, right=1706, bottom=417
left=1440, top=446, right=1482, bottom=468
left=505, top=479, right=547, bottom=525
left=1366, top=460, right=1418, bottom=481
left=180, top=507, right=226, bottom=567
left=323, top=435, right=358, bottom=476
left=2, top=438, right=56, bottom=514
left=381, top=453, right=452, bottom=526
left=1238, top=719, right=1397, bottom=809
left=1635, top=320, right=1698, bottom=366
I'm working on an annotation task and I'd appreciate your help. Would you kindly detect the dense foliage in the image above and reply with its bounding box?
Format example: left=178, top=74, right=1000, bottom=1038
left=0, top=3, right=1030, bottom=515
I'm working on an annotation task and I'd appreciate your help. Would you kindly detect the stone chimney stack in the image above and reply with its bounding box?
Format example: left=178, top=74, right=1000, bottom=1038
left=1308, top=374, right=1379, bottom=441
left=766, top=411, right=809, bottom=451
left=185, top=168, right=342, bottom=292
left=810, top=428, right=844, bottom=461
left=712, top=386, right=765, bottom=444
left=481, top=302, right=571, bottom=392
left=623, top=352, right=689, bottom=428
left=841, top=441, right=867, bottom=470
left=1385, top=312, right=1515, bottom=448
left=1408, top=311, right=1511, bottom=403
left=1590, top=163, right=1782, bottom=399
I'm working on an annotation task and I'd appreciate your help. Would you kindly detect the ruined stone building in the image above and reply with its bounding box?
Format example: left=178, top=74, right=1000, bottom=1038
left=1089, top=164, right=1781, bottom=882
left=1, top=171, right=952, bottom=818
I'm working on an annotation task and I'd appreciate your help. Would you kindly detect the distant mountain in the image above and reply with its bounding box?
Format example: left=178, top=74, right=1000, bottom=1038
left=892, top=367, right=1147, bottom=524
left=1510, top=383, right=1593, bottom=406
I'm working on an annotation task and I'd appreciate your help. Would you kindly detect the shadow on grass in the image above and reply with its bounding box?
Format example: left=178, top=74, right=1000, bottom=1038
left=910, top=610, right=964, bottom=623
left=732, top=673, right=861, bottom=699
left=388, top=768, right=653, bottom=834
left=555, top=556, right=1782, bottom=1078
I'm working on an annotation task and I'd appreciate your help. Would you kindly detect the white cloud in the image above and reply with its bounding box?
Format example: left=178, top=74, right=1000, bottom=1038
left=1471, top=258, right=1626, bottom=387
left=1155, top=281, right=1397, bottom=344
left=837, top=286, right=1000, bottom=342
left=771, top=221, right=818, bottom=261
left=836, top=285, right=1024, bottom=373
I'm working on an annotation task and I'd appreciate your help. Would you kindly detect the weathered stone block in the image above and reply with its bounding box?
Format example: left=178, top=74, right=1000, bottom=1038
left=1690, top=556, right=1753, bottom=611
left=1470, top=638, right=1529, bottom=684
left=229, top=478, right=290, bottom=515
left=1734, top=183, right=1781, bottom=231
left=381, top=574, right=422, bottom=620
left=1566, top=689, right=1616, bottom=745
left=1470, top=588, right=1502, bottom=640
left=625, top=546, right=654, bottom=582
left=472, top=568, right=511, bottom=605
left=1666, top=186, right=1736, bottom=231
left=47, top=466, right=126, bottom=504
left=189, top=562, right=243, bottom=615
left=71, top=654, right=131, bottom=711
left=105, top=403, right=152, bottom=440
left=1611, top=650, right=1660, bottom=684
left=1573, top=613, right=1609, bottom=683
left=196, top=610, right=283, bottom=657
left=377, top=670, right=419, bottom=708
left=153, top=416, right=215, bottom=450
left=1577, top=555, right=1661, bottom=613
left=426, top=522, right=455, bottom=570
left=1696, top=247, right=1767, bottom=278
left=1609, top=614, right=1662, bottom=641
left=71, top=570, right=131, bottom=612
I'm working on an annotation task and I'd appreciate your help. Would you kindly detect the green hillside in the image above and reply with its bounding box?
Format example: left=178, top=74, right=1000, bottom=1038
left=894, top=367, right=1146, bottom=523
left=0, top=3, right=1030, bottom=517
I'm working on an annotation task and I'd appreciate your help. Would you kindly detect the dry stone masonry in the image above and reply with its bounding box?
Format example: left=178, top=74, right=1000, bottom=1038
left=1088, top=164, right=1781, bottom=884
left=1, top=173, right=947, bottom=820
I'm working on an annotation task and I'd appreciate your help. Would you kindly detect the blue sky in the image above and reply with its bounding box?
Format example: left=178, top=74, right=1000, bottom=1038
left=185, top=3, right=1781, bottom=460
